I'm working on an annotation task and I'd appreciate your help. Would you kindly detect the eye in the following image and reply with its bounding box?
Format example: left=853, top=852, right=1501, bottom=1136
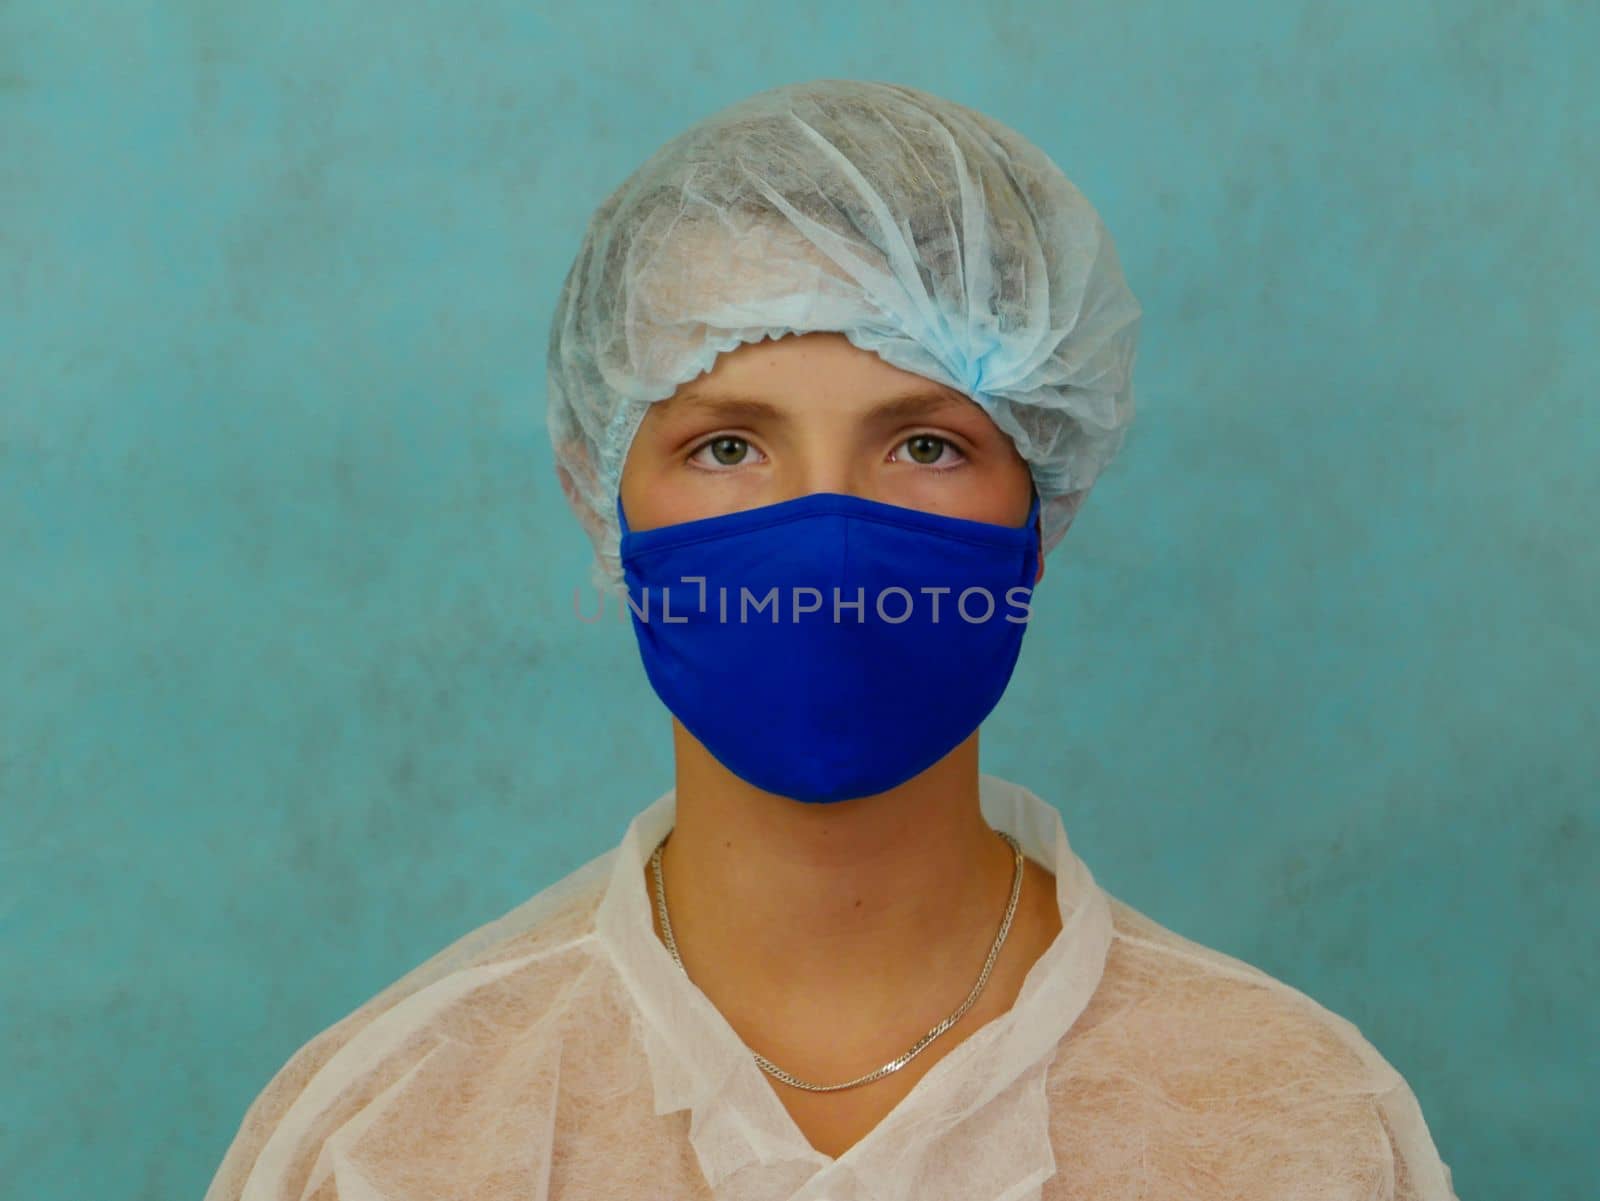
left=893, top=434, right=966, bottom=469
left=688, top=435, right=763, bottom=470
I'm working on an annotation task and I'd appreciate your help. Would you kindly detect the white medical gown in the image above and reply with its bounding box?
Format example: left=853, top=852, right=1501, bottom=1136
left=205, top=775, right=1459, bottom=1200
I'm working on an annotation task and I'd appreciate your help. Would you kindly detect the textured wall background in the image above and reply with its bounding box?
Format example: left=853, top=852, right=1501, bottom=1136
left=2, top=2, right=1595, bottom=1197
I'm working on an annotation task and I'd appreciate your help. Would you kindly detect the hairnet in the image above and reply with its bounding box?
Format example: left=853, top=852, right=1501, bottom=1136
left=545, top=79, right=1144, bottom=592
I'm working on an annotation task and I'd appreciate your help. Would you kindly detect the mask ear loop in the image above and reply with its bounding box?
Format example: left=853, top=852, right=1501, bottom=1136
left=1025, top=483, right=1044, bottom=577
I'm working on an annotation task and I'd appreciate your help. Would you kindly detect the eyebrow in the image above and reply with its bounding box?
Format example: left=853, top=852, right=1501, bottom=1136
left=661, top=388, right=974, bottom=426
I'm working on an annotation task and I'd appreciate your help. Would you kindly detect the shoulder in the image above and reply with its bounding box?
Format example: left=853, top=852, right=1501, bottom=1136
left=1043, top=893, right=1458, bottom=1200
left=203, top=848, right=617, bottom=1201
left=1087, top=895, right=1396, bottom=1095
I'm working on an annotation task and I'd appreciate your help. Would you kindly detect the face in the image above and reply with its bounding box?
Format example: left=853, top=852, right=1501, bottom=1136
left=618, top=332, right=1045, bottom=584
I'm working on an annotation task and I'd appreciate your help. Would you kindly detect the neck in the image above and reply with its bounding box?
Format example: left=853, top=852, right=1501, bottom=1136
left=647, top=720, right=1020, bottom=1037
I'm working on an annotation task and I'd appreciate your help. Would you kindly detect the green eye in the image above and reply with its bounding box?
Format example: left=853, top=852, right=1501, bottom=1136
left=905, top=435, right=948, bottom=465
left=707, top=436, right=748, bottom=466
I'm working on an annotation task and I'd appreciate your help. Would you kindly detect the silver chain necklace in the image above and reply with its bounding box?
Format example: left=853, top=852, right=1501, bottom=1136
left=649, top=827, right=1025, bottom=1093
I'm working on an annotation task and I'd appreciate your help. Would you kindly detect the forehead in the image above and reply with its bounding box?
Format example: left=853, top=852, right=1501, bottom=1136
left=680, top=330, right=952, bottom=392
left=640, top=335, right=999, bottom=450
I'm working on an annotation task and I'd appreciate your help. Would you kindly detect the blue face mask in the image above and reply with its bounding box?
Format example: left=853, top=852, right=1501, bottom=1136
left=616, top=489, right=1042, bottom=805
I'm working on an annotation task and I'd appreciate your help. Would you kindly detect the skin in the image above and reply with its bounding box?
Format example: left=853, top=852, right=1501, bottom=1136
left=618, top=331, right=1062, bottom=1159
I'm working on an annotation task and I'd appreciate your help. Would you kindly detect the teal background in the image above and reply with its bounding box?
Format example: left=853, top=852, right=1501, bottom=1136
left=2, top=1, right=1595, bottom=1196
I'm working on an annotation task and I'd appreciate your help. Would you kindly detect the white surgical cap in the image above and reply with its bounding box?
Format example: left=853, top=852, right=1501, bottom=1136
left=545, top=79, right=1144, bottom=592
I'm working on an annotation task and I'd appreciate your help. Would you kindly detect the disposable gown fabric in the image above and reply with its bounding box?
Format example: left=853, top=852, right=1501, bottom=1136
left=205, top=775, right=1459, bottom=1201
left=545, top=79, right=1145, bottom=593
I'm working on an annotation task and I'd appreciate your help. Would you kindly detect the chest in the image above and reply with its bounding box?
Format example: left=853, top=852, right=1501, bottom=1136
left=771, top=1043, right=947, bottom=1159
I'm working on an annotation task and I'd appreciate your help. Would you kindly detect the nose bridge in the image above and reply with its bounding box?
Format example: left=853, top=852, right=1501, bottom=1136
left=790, top=419, right=869, bottom=499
